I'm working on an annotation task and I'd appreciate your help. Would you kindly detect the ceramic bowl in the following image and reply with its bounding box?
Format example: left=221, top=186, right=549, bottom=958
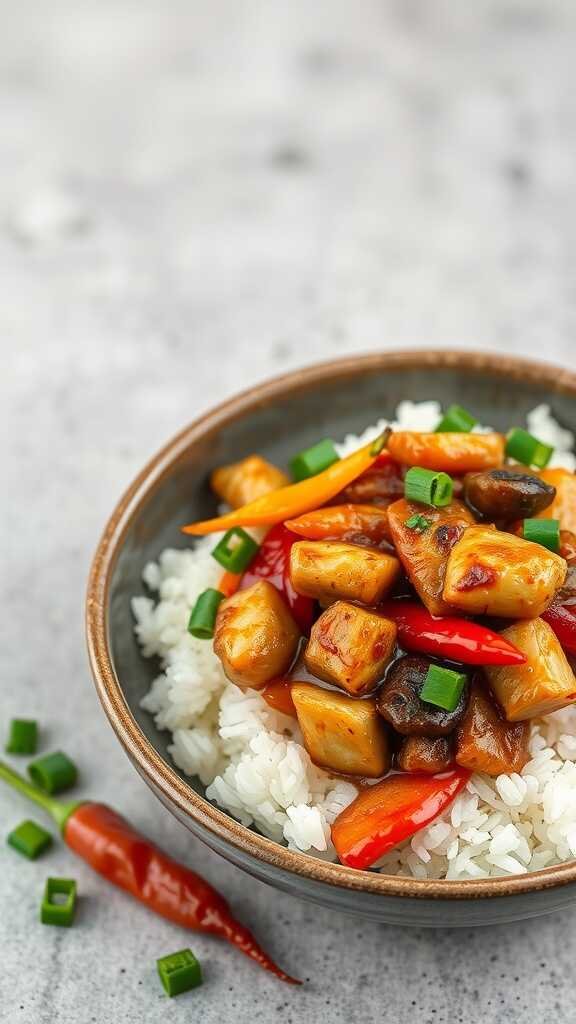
left=87, top=350, right=576, bottom=926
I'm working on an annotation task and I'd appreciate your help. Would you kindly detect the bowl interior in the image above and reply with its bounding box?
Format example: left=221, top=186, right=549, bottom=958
left=108, top=356, right=576, bottom=807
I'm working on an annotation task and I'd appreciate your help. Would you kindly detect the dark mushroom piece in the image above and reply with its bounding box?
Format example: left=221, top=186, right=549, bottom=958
left=397, top=735, right=454, bottom=774
left=376, top=655, right=469, bottom=736
left=464, top=469, right=555, bottom=522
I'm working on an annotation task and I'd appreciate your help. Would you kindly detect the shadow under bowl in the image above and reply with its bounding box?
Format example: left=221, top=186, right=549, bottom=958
left=87, top=349, right=576, bottom=926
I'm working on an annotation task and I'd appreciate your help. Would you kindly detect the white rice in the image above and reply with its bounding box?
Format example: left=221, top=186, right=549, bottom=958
left=133, top=401, right=576, bottom=877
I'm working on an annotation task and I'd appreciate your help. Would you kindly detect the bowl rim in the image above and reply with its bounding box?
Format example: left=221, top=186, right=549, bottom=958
left=86, top=348, right=576, bottom=899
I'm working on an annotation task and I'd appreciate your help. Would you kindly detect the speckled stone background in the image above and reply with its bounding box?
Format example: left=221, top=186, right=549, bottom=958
left=2, top=2, right=576, bottom=1021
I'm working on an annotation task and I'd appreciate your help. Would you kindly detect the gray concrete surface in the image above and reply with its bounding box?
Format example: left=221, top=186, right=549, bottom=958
left=2, top=2, right=576, bottom=1021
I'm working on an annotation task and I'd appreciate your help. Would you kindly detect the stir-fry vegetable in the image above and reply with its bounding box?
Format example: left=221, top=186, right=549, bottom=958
left=183, top=434, right=390, bottom=535
left=420, top=664, right=467, bottom=712
left=443, top=525, right=567, bottom=618
left=213, top=580, right=300, bottom=689
left=290, top=439, right=339, bottom=481
left=455, top=681, right=530, bottom=775
left=397, top=736, right=454, bottom=774
left=404, top=467, right=453, bottom=507
left=464, top=469, right=556, bottom=521
left=387, top=431, right=504, bottom=473
left=211, top=455, right=289, bottom=510
left=379, top=600, right=526, bottom=665
left=485, top=617, right=576, bottom=720
left=304, top=601, right=397, bottom=696
left=387, top=498, right=475, bottom=615
left=292, top=682, right=390, bottom=777
left=436, top=404, right=477, bottom=433
left=376, top=656, right=468, bottom=736
left=285, top=504, right=391, bottom=545
left=505, top=428, right=553, bottom=469
left=522, top=517, right=560, bottom=552
left=331, top=769, right=470, bottom=869
left=290, top=540, right=400, bottom=606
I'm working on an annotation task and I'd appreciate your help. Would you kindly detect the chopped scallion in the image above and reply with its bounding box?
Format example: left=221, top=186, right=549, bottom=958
left=523, top=517, right=560, bottom=552
left=436, top=404, right=477, bottom=433
left=404, top=514, right=431, bottom=533
left=6, top=719, right=38, bottom=755
left=157, top=949, right=203, bottom=997
left=41, top=877, right=77, bottom=927
left=420, top=665, right=467, bottom=712
left=28, top=752, right=78, bottom=795
left=188, top=588, right=224, bottom=639
left=405, top=467, right=453, bottom=508
left=505, top=428, right=553, bottom=469
left=211, top=527, right=259, bottom=574
left=7, top=820, right=53, bottom=860
left=290, top=439, right=339, bottom=481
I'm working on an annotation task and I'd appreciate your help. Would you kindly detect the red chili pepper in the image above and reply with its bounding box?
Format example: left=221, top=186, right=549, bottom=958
left=0, top=760, right=299, bottom=985
left=331, top=768, right=470, bottom=870
left=379, top=600, right=526, bottom=666
left=240, top=523, right=315, bottom=633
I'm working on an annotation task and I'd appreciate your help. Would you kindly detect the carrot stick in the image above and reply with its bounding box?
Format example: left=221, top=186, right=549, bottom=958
left=183, top=432, right=391, bottom=536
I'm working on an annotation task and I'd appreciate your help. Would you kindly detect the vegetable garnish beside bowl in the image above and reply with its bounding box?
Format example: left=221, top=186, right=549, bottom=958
left=87, top=351, right=576, bottom=927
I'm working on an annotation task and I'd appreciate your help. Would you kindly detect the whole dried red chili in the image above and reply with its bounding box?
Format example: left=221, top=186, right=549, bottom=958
left=0, top=760, right=299, bottom=984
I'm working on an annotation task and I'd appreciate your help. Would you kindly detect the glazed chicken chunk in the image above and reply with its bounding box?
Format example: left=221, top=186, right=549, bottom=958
left=213, top=580, right=300, bottom=689
left=289, top=540, right=400, bottom=606
left=211, top=455, right=289, bottom=509
left=291, top=682, right=391, bottom=777
left=443, top=525, right=567, bottom=618
left=304, top=601, right=397, bottom=696
left=484, top=618, right=576, bottom=720
left=455, top=680, right=530, bottom=775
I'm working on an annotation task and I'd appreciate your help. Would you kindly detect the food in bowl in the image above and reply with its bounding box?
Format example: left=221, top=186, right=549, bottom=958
left=133, top=400, right=576, bottom=879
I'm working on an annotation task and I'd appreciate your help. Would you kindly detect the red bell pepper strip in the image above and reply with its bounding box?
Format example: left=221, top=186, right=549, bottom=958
left=0, top=760, right=299, bottom=984
left=240, top=523, right=315, bottom=633
left=332, top=768, right=470, bottom=870
left=543, top=603, right=576, bottom=655
left=379, top=600, right=526, bottom=666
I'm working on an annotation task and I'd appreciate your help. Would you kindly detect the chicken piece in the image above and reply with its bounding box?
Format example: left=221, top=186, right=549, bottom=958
left=443, top=525, right=566, bottom=618
left=464, top=469, right=555, bottom=522
left=387, top=498, right=476, bottom=615
left=455, top=680, right=530, bottom=775
left=211, top=455, right=289, bottom=509
left=291, top=682, right=390, bottom=778
left=535, top=468, right=576, bottom=534
left=397, top=735, right=454, bottom=774
left=304, top=601, right=397, bottom=696
left=376, top=655, right=468, bottom=736
left=387, top=432, right=505, bottom=473
left=213, top=580, right=300, bottom=690
left=484, top=617, right=576, bottom=720
left=289, top=540, right=400, bottom=606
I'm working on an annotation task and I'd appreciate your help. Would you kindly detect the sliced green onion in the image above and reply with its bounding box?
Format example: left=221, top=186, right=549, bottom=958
left=523, top=517, right=560, bottom=552
left=188, top=588, right=224, bottom=639
left=28, top=752, right=78, bottom=795
left=436, top=404, right=477, bottom=433
left=405, top=467, right=453, bottom=508
left=41, top=877, right=77, bottom=927
left=404, top=514, right=431, bottom=533
left=157, top=949, right=203, bottom=997
left=505, top=428, right=553, bottom=468
left=421, top=665, right=467, bottom=712
left=6, top=719, right=38, bottom=755
left=290, top=439, right=340, bottom=481
left=7, top=820, right=53, bottom=860
left=211, top=527, right=259, bottom=574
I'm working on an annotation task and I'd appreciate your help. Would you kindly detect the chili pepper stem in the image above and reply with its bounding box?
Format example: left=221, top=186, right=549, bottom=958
left=0, top=759, right=81, bottom=833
